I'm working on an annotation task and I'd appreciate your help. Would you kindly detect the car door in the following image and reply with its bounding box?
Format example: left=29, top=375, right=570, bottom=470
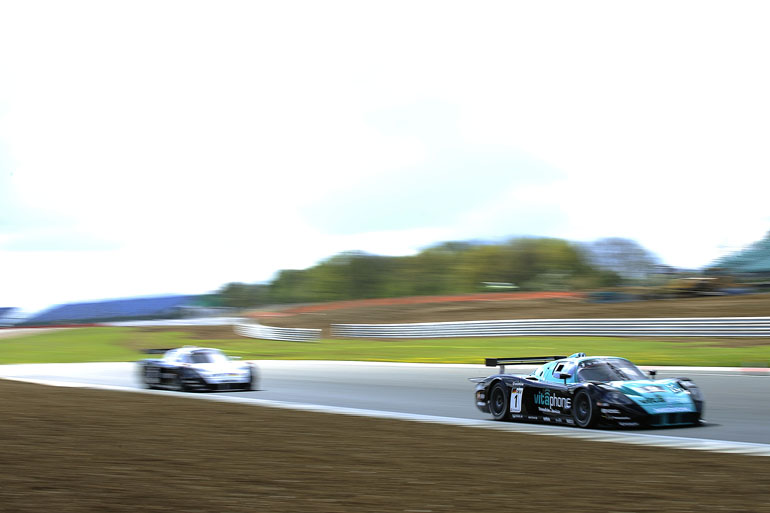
left=530, top=363, right=575, bottom=418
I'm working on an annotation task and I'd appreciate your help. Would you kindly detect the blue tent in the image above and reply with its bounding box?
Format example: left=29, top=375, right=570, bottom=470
left=0, top=307, right=19, bottom=326
left=21, top=295, right=198, bottom=326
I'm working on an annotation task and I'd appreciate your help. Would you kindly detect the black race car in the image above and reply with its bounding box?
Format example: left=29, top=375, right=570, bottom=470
left=472, top=353, right=704, bottom=428
left=139, top=346, right=258, bottom=392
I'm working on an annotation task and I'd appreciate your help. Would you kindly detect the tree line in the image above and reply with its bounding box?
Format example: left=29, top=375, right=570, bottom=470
left=215, top=237, right=661, bottom=308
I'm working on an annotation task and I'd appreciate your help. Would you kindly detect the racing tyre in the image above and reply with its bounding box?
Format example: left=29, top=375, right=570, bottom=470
left=141, top=365, right=156, bottom=389
left=489, top=382, right=511, bottom=421
left=170, top=371, right=188, bottom=392
left=572, top=390, right=597, bottom=428
left=247, top=367, right=259, bottom=391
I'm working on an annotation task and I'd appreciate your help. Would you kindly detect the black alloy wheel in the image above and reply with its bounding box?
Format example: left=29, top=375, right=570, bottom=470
left=247, top=367, right=259, bottom=391
left=489, top=382, right=510, bottom=421
left=572, top=390, right=596, bottom=428
left=170, top=371, right=187, bottom=392
left=142, top=366, right=156, bottom=389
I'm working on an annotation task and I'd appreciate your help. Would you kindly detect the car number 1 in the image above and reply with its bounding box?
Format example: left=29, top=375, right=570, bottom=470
left=510, top=386, right=523, bottom=413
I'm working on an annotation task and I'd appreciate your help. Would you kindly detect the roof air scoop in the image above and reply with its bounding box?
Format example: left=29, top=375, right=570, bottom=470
left=568, top=352, right=587, bottom=358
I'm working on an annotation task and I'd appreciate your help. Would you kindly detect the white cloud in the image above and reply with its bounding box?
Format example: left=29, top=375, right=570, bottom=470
left=2, top=1, right=770, bottom=310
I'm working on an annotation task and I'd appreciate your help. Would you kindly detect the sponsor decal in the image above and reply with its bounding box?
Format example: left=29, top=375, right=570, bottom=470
left=639, top=395, right=666, bottom=404
left=509, top=387, right=523, bottom=413
left=533, top=389, right=572, bottom=412
left=632, top=385, right=665, bottom=394
left=653, top=406, right=692, bottom=413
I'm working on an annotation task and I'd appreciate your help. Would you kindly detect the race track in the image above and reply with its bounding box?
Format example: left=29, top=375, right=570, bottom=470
left=1, top=361, right=768, bottom=446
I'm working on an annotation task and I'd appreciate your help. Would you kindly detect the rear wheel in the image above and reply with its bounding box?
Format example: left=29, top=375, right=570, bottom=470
left=170, top=371, right=187, bottom=392
left=141, top=365, right=157, bottom=389
left=489, top=382, right=510, bottom=421
left=572, top=390, right=596, bottom=428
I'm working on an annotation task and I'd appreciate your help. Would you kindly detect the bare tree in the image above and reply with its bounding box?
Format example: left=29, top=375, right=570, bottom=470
left=581, top=238, right=661, bottom=280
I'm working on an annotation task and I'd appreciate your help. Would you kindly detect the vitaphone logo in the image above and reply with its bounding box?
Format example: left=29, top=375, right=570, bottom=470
left=533, top=390, right=572, bottom=410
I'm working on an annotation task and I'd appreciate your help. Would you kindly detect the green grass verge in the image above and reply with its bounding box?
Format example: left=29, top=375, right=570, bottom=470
left=2, top=327, right=770, bottom=367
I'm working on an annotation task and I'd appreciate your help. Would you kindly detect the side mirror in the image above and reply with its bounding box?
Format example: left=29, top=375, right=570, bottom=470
left=554, top=371, right=573, bottom=380
left=648, top=370, right=657, bottom=379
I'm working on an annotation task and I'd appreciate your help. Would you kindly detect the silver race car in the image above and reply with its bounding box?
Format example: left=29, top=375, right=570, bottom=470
left=139, top=346, right=258, bottom=392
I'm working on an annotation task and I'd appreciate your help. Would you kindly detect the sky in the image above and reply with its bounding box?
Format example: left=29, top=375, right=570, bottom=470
left=1, top=1, right=770, bottom=313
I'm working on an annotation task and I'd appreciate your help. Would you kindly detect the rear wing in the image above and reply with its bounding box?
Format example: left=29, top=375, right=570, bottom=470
left=485, top=356, right=566, bottom=374
left=142, top=348, right=176, bottom=355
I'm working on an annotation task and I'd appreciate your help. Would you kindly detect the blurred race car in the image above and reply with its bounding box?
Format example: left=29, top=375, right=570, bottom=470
left=472, top=353, right=704, bottom=428
left=139, top=346, right=258, bottom=392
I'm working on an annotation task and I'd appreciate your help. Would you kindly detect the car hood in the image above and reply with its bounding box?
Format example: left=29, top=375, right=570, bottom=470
left=608, top=379, right=697, bottom=414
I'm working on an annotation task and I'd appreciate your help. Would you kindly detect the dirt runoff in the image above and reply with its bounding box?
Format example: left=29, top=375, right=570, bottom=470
left=251, top=293, right=770, bottom=338
left=1, top=379, right=768, bottom=513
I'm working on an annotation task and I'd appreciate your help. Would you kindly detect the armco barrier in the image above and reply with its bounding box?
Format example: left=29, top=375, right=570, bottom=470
left=234, top=322, right=321, bottom=342
left=331, top=317, right=770, bottom=338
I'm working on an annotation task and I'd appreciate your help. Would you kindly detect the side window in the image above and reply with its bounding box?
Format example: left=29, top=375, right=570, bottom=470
left=560, top=363, right=576, bottom=383
left=547, top=362, right=576, bottom=384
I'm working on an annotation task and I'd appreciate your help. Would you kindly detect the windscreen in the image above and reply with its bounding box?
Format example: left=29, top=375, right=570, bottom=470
left=576, top=358, right=647, bottom=382
left=189, top=351, right=228, bottom=364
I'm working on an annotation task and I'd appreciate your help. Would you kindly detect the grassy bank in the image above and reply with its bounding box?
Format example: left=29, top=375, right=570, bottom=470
left=1, top=326, right=769, bottom=367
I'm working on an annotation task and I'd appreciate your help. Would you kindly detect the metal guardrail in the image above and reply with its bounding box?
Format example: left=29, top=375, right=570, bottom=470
left=331, top=317, right=770, bottom=338
left=234, top=322, right=321, bottom=342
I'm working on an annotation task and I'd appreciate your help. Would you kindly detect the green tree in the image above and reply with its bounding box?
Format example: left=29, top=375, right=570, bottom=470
left=216, top=282, right=269, bottom=308
left=217, top=236, right=626, bottom=305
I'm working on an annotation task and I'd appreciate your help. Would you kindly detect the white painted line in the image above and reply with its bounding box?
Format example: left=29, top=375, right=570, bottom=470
left=5, top=376, right=770, bottom=457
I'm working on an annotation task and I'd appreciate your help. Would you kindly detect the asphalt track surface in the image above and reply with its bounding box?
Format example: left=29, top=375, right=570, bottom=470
left=1, top=361, right=768, bottom=446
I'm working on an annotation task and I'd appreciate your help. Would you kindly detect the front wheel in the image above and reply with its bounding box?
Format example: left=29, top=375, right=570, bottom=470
left=247, top=367, right=259, bottom=391
left=489, top=382, right=510, bottom=421
left=572, top=390, right=596, bottom=428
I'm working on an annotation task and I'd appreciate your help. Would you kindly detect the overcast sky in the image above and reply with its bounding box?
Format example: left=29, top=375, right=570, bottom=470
left=2, top=1, right=769, bottom=313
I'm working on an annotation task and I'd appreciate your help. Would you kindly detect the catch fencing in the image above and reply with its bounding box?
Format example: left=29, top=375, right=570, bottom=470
left=234, top=322, right=321, bottom=342
left=331, top=317, right=770, bottom=338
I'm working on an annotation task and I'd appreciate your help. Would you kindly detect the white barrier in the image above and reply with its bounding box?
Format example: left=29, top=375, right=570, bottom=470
left=104, top=317, right=245, bottom=327
left=331, top=317, right=770, bottom=338
left=234, top=322, right=321, bottom=342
